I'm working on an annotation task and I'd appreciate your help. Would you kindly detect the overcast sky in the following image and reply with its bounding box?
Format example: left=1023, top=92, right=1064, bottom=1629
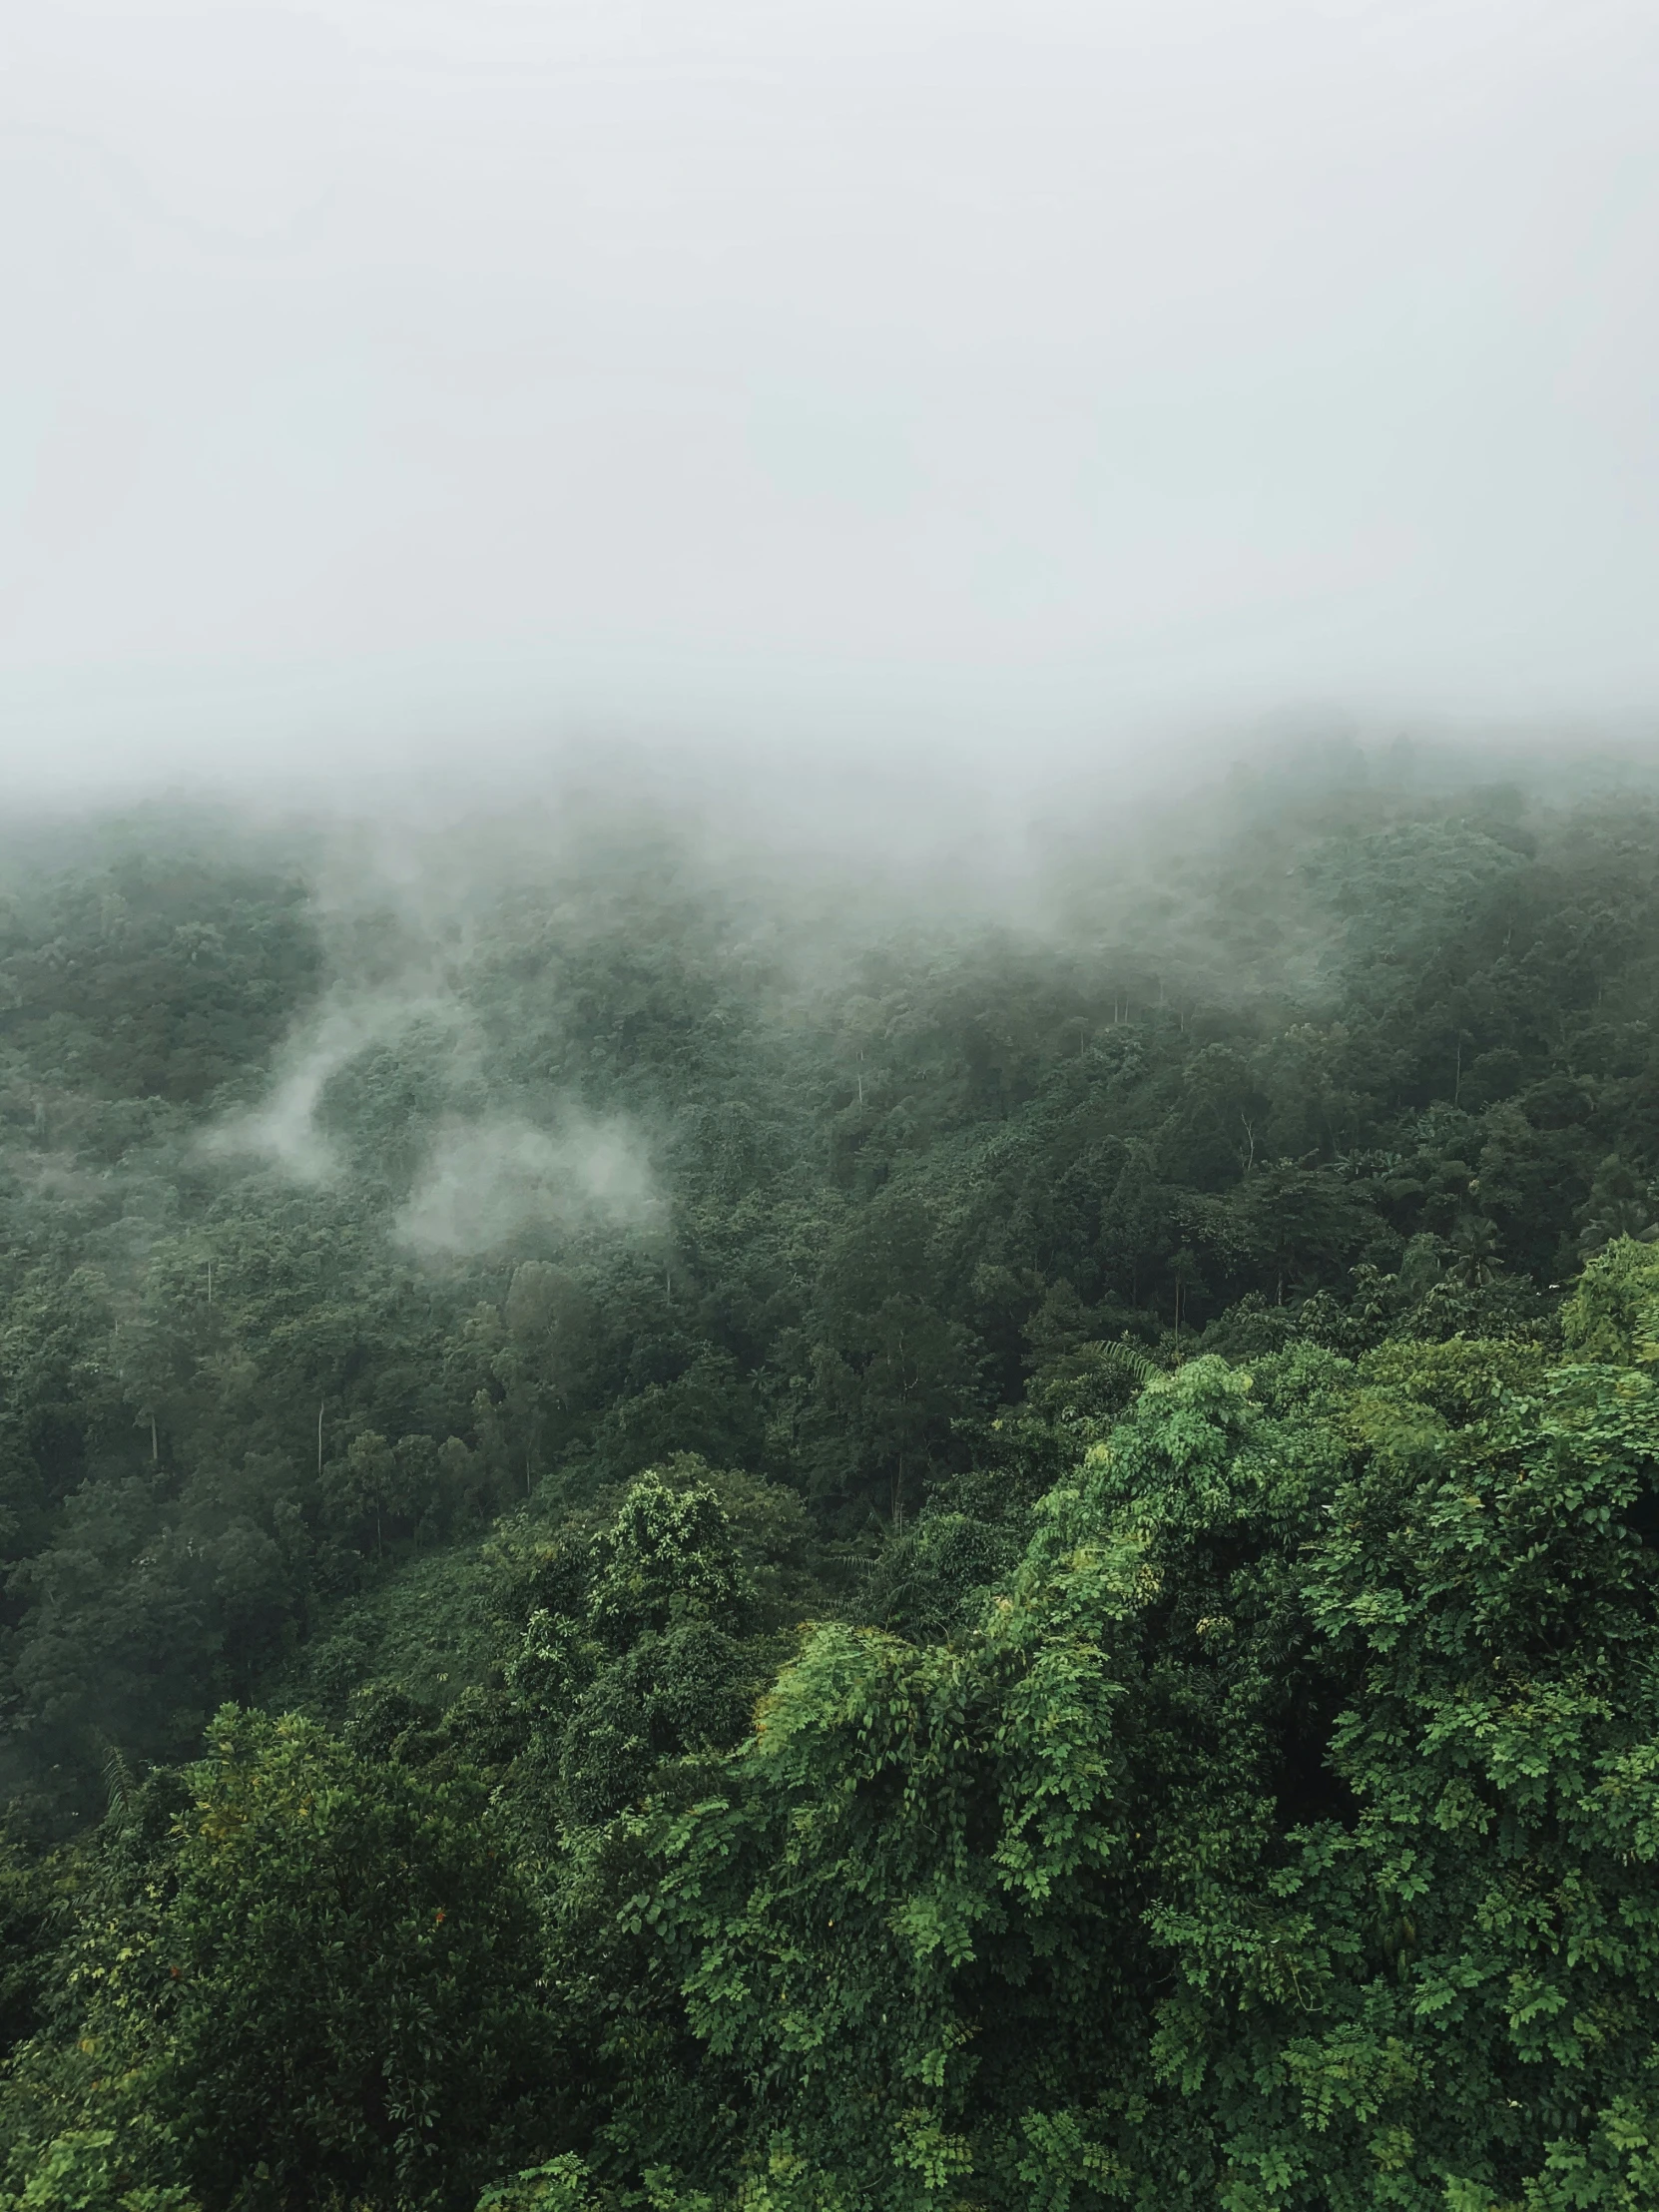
left=2, top=0, right=1657, bottom=796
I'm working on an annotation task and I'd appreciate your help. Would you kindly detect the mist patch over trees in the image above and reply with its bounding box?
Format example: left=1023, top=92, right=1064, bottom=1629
left=3, top=754, right=1659, bottom=2204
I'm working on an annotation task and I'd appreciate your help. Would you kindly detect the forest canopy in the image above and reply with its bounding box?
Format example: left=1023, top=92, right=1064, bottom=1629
left=2, top=755, right=1659, bottom=2208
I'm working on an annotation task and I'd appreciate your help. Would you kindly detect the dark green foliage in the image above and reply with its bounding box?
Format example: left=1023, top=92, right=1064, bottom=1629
left=4, top=777, right=1659, bottom=1815
left=560, top=1624, right=755, bottom=1825
left=6, top=776, right=1659, bottom=2204
left=0, top=1828, right=64, bottom=2066
left=10, top=1711, right=550, bottom=2212
left=0, top=847, right=319, bottom=1110
left=858, top=1504, right=1021, bottom=1638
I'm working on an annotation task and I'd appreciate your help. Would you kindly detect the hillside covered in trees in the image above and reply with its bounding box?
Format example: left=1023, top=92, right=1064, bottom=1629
left=3, top=755, right=1659, bottom=2208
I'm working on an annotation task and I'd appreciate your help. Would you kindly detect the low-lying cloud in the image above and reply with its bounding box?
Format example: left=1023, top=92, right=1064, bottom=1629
left=201, top=1003, right=370, bottom=1183
left=393, top=1114, right=661, bottom=1257
left=200, top=992, right=455, bottom=1184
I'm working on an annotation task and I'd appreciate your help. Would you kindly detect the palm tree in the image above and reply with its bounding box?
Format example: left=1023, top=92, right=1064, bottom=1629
left=1447, top=1215, right=1502, bottom=1289
left=1575, top=1157, right=1659, bottom=1256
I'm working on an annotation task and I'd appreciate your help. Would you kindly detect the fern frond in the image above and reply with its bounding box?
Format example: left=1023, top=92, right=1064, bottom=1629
left=100, top=1737, right=137, bottom=1823
left=1097, top=1340, right=1160, bottom=1387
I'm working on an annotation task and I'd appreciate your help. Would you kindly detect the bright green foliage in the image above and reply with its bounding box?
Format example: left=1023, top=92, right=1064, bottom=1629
left=475, top=2154, right=597, bottom=2211
left=0, top=2122, right=198, bottom=2212
left=1559, top=1237, right=1659, bottom=1364
left=623, top=1308, right=1659, bottom=2209
left=1267, top=1343, right=1659, bottom=2209
left=587, top=1474, right=754, bottom=1651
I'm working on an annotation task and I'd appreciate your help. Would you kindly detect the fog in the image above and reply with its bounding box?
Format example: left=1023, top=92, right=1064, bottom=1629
left=394, top=1116, right=660, bottom=1256
left=4, top=0, right=1658, bottom=805
left=201, top=986, right=462, bottom=1183
left=200, top=947, right=664, bottom=1257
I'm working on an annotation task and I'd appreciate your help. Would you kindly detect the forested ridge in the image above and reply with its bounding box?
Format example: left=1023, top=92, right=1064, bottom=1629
left=5, top=763, right=1659, bottom=2207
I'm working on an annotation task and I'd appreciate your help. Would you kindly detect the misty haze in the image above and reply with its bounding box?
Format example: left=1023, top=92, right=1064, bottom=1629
left=1, top=3, right=1659, bottom=2209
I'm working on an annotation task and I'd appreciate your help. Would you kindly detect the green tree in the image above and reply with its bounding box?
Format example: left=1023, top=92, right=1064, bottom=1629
left=587, top=1471, right=752, bottom=1650
left=51, top=1711, right=552, bottom=2212
left=626, top=1312, right=1659, bottom=2208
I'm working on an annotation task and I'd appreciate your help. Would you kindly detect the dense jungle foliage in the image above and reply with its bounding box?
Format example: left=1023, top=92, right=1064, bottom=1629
left=5, top=758, right=1659, bottom=2208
